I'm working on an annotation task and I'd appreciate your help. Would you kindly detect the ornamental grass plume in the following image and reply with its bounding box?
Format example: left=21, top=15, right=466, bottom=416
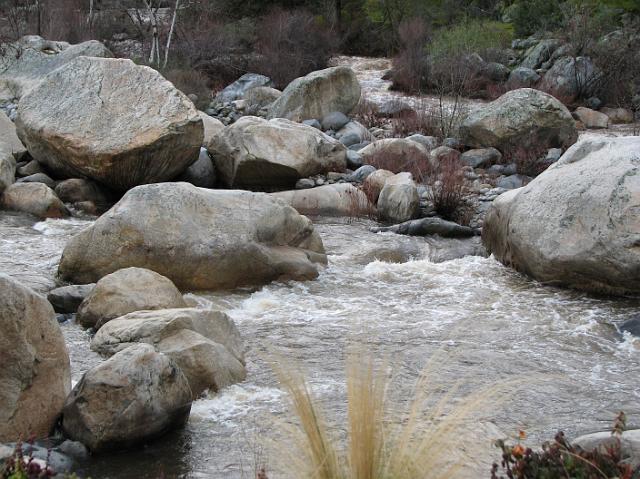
left=270, top=348, right=520, bottom=479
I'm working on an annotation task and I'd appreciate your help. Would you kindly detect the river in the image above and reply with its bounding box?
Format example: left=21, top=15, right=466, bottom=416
left=1, top=210, right=639, bottom=478
left=2, top=55, right=640, bottom=478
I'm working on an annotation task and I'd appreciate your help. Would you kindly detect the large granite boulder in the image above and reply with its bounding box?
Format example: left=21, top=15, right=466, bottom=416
left=377, top=172, right=420, bottom=224
left=0, top=110, right=26, bottom=194
left=267, top=66, right=361, bottom=121
left=272, top=183, right=373, bottom=217
left=16, top=56, right=203, bottom=190
left=459, top=88, right=578, bottom=155
left=198, top=112, right=224, bottom=147
left=1, top=183, right=68, bottom=219
left=0, top=35, right=113, bottom=100
left=0, top=275, right=71, bottom=442
left=76, top=267, right=187, bottom=329
left=541, top=56, right=601, bottom=104
left=521, top=39, right=562, bottom=70
left=91, top=308, right=246, bottom=398
left=0, top=110, right=27, bottom=160
left=209, top=116, right=346, bottom=190
left=216, top=73, right=274, bottom=103
left=91, top=308, right=244, bottom=361
left=58, top=183, right=327, bottom=290
left=483, top=137, right=640, bottom=296
left=61, top=344, right=192, bottom=452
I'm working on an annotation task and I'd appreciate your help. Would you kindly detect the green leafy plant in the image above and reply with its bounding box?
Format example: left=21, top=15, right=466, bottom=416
left=491, top=412, right=635, bottom=479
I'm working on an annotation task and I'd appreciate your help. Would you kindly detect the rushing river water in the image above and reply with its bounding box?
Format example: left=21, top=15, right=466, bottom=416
left=1, top=210, right=639, bottom=478
left=2, top=55, right=639, bottom=478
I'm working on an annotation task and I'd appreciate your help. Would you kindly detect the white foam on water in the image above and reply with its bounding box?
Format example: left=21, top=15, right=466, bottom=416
left=190, top=384, right=285, bottom=427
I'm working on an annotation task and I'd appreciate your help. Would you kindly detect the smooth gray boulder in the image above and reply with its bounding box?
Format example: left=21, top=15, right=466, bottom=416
left=243, top=86, right=282, bottom=110
left=76, top=267, right=187, bottom=329
left=198, top=112, right=224, bottom=147
left=47, top=284, right=95, bottom=314
left=0, top=148, right=15, bottom=195
left=91, top=308, right=244, bottom=364
left=209, top=116, right=346, bottom=190
left=459, top=88, right=578, bottom=155
left=58, top=183, right=327, bottom=290
left=54, top=178, right=110, bottom=209
left=272, top=183, right=373, bottom=217
left=377, top=172, right=420, bottom=224
left=176, top=147, right=217, bottom=188
left=1, top=183, right=68, bottom=219
left=574, top=107, right=609, bottom=129
left=0, top=110, right=27, bottom=160
left=483, top=137, right=640, bottom=295
left=17, top=173, right=56, bottom=189
left=321, top=111, right=350, bottom=131
left=157, top=329, right=246, bottom=397
left=573, top=430, right=640, bottom=469
left=91, top=308, right=246, bottom=399
left=336, top=120, right=373, bottom=144
left=371, top=217, right=476, bottom=238
left=506, top=67, right=540, bottom=89
left=461, top=148, right=502, bottom=168
left=521, top=39, right=562, bottom=70
left=216, top=73, right=274, bottom=103
left=0, top=35, right=113, bottom=100
left=0, top=275, right=71, bottom=442
left=620, top=318, right=640, bottom=337
left=268, top=66, right=361, bottom=121
left=61, top=344, right=192, bottom=452
left=541, top=56, right=601, bottom=103
left=16, top=56, right=203, bottom=190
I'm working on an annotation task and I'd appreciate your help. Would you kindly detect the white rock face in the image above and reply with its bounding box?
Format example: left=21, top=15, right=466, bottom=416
left=483, top=137, right=640, bottom=295
left=267, top=66, right=361, bottom=121
left=209, top=116, right=346, bottom=190
left=58, top=183, right=327, bottom=290
left=0, top=275, right=71, bottom=442
left=16, top=56, right=203, bottom=190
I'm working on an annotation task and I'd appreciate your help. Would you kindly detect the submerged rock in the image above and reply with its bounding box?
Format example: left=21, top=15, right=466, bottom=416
left=16, top=56, right=203, bottom=190
left=0, top=275, right=71, bottom=442
left=62, top=344, right=192, bottom=452
left=58, top=183, right=327, bottom=290
left=483, top=137, right=640, bottom=296
left=371, top=217, right=477, bottom=238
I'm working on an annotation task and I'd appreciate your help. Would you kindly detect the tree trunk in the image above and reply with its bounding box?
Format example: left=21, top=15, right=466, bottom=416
left=163, top=0, right=180, bottom=68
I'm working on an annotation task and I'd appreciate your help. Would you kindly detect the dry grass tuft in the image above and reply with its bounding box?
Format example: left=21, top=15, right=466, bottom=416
left=270, top=349, right=520, bottom=479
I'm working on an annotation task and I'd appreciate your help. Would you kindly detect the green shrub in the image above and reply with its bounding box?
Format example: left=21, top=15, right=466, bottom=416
left=506, top=0, right=564, bottom=37
left=430, top=19, right=514, bottom=61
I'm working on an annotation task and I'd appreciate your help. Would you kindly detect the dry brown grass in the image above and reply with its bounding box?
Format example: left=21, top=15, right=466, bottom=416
left=270, top=349, right=519, bottom=479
